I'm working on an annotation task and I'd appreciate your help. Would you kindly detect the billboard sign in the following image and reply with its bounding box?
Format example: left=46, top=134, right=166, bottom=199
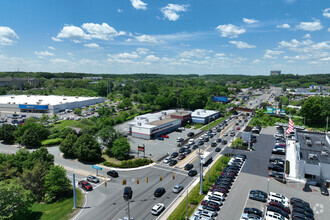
left=266, top=107, right=286, bottom=116
left=138, top=145, right=145, bottom=152
left=241, top=131, right=250, bottom=142
left=19, top=104, right=48, bottom=110
left=212, top=96, right=227, bottom=102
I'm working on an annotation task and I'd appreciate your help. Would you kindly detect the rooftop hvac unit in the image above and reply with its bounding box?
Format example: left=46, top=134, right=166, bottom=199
left=12, top=102, right=15, bottom=104
left=7, top=102, right=10, bottom=104
left=27, top=95, right=30, bottom=97
left=11, top=96, right=14, bottom=99
left=159, top=117, right=162, bottom=120
left=204, top=110, right=206, bottom=113
left=176, top=109, right=178, bottom=112
left=24, top=102, right=27, bottom=104
left=197, top=112, right=200, bottom=115
left=63, top=98, right=67, bottom=100
left=145, top=119, right=149, bottom=122
left=308, top=154, right=317, bottom=160
left=138, top=122, right=142, bottom=126
left=321, top=151, right=328, bottom=156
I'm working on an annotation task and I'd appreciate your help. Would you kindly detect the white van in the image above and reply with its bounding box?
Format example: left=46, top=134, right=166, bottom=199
left=267, top=196, right=289, bottom=207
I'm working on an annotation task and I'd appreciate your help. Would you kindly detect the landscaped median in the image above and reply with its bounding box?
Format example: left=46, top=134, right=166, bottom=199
left=168, top=155, right=230, bottom=220
left=201, top=115, right=231, bottom=131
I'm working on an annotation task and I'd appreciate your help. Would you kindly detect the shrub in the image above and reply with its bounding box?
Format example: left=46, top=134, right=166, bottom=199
left=41, top=138, right=63, bottom=146
left=103, top=158, right=152, bottom=168
left=190, top=199, right=198, bottom=205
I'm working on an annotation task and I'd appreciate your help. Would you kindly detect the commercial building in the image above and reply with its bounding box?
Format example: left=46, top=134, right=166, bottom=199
left=191, top=109, right=220, bottom=124
left=270, top=70, right=281, bottom=76
left=128, top=109, right=191, bottom=139
left=0, top=95, right=105, bottom=114
left=0, top=77, right=39, bottom=88
left=286, top=130, right=330, bottom=186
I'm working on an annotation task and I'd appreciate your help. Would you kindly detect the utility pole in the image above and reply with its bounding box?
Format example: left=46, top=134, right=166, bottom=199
left=199, top=147, right=203, bottom=194
left=326, top=116, right=328, bottom=132
left=127, top=201, right=130, bottom=220
left=186, top=189, right=188, bottom=220
left=73, top=173, right=77, bottom=209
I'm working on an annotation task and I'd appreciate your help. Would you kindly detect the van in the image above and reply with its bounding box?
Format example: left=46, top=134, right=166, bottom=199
left=123, top=186, right=133, bottom=200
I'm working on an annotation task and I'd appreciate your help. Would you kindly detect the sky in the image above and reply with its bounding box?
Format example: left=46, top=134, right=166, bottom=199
left=0, top=0, right=330, bottom=75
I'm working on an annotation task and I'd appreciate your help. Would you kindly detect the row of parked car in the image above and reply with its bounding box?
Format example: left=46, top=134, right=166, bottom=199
left=190, top=154, right=247, bottom=220
left=248, top=189, right=315, bottom=220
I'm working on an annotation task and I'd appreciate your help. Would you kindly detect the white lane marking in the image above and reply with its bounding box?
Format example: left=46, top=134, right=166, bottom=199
left=239, top=189, right=251, bottom=219
left=151, top=165, right=188, bottom=176
left=71, top=189, right=88, bottom=220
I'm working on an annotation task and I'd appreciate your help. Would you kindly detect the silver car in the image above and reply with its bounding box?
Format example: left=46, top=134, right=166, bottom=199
left=87, top=175, right=100, bottom=183
left=173, top=184, right=184, bottom=193
left=163, top=156, right=172, bottom=163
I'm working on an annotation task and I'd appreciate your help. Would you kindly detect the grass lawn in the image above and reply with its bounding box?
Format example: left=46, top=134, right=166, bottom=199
left=168, top=156, right=230, bottom=220
left=102, top=154, right=121, bottom=165
left=52, top=120, right=80, bottom=129
left=201, top=116, right=230, bottom=131
left=29, top=189, right=83, bottom=220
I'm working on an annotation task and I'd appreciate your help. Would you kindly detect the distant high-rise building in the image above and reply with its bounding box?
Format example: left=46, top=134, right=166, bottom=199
left=270, top=70, right=281, bottom=76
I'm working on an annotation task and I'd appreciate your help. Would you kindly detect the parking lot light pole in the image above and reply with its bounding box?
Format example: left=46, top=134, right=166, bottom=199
left=73, top=173, right=77, bottom=209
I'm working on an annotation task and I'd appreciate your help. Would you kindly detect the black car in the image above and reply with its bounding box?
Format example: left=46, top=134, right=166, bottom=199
left=187, top=132, right=194, bottom=137
left=222, top=140, right=227, bottom=145
left=184, top=163, right=194, bottom=170
left=267, top=205, right=290, bottom=219
left=211, top=142, right=217, bottom=147
left=290, top=197, right=305, bottom=205
left=171, top=152, right=179, bottom=158
left=192, top=145, right=198, bottom=150
left=123, top=186, right=133, bottom=200
left=244, top=208, right=263, bottom=217
left=188, top=169, right=197, bottom=177
left=268, top=164, right=284, bottom=172
left=198, top=140, right=204, bottom=146
left=176, top=128, right=182, bottom=132
left=154, top=187, right=166, bottom=197
left=292, top=204, right=313, bottom=214
left=320, top=184, right=329, bottom=196
left=269, top=158, right=285, bottom=163
left=249, top=192, right=267, bottom=202
left=169, top=160, right=177, bottom=166
left=292, top=208, right=314, bottom=218
left=179, top=147, right=185, bottom=153
left=291, top=212, right=313, bottom=220
left=184, top=149, right=192, bottom=155
left=216, top=138, right=222, bottom=143
left=215, top=147, right=221, bottom=152
left=217, top=128, right=221, bottom=132
left=107, top=170, right=119, bottom=178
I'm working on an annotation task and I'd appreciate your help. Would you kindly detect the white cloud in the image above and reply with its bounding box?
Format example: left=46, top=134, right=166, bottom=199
left=84, top=43, right=101, bottom=49
left=34, top=51, right=54, bottom=58
left=50, top=58, right=69, bottom=63
left=252, top=59, right=260, bottom=64
left=48, top=46, right=55, bottom=50
left=320, top=57, right=330, bottom=61
left=216, top=24, right=246, bottom=38
left=302, top=34, right=311, bottom=39
left=161, top=4, right=189, bottom=21
left=135, top=34, right=158, bottom=43
left=56, top=25, right=87, bottom=42
left=67, top=52, right=74, bottom=56
left=242, top=18, right=259, bottom=24
left=229, top=41, right=256, bottom=49
left=0, top=26, right=19, bottom=46
left=108, top=52, right=140, bottom=60
left=130, top=0, right=147, bottom=10
left=51, top=37, right=62, bottom=42
left=328, top=28, right=330, bottom=32
left=296, top=20, right=323, bottom=31
left=264, top=50, right=284, bottom=59
left=179, top=49, right=212, bottom=58
left=117, top=9, right=123, bottom=13
left=145, top=55, right=160, bottom=62
left=276, top=24, right=291, bottom=29
left=81, top=23, right=125, bottom=40
left=136, top=48, right=150, bottom=55
left=278, top=39, right=313, bottom=50
left=323, top=8, right=330, bottom=18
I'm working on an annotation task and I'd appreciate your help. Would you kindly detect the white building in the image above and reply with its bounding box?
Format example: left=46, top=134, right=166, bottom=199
left=191, top=109, right=220, bottom=124
left=0, top=95, right=105, bottom=114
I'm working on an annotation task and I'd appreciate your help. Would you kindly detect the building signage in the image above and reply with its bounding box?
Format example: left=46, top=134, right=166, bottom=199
left=266, top=107, right=286, bottom=116
left=19, top=104, right=48, bottom=110
left=241, top=131, right=250, bottom=142
left=138, top=145, right=145, bottom=152
left=212, top=96, right=228, bottom=102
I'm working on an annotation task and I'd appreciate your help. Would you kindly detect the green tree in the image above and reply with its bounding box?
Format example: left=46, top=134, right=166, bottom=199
left=97, top=126, right=118, bottom=148
left=111, top=137, right=130, bottom=160
left=0, top=124, right=17, bottom=144
left=299, top=96, right=323, bottom=125
left=73, top=134, right=102, bottom=161
left=21, top=129, right=40, bottom=147
left=59, top=133, right=77, bottom=158
left=40, top=114, right=50, bottom=124
left=73, top=108, right=82, bottom=115
left=44, top=165, right=71, bottom=203
left=52, top=113, right=59, bottom=121
left=15, top=120, right=49, bottom=147
left=0, top=180, right=35, bottom=220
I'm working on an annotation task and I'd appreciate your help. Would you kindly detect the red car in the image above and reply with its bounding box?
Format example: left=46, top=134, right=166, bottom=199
left=178, top=154, right=186, bottom=160
left=236, top=127, right=240, bottom=130
left=201, top=200, right=220, bottom=211
left=161, top=134, right=169, bottom=138
left=210, top=188, right=227, bottom=195
left=221, top=172, right=235, bottom=177
left=269, top=201, right=291, bottom=214
left=211, top=185, right=229, bottom=193
left=78, top=180, right=93, bottom=191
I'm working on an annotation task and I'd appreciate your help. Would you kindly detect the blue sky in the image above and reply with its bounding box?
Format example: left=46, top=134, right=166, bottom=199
left=0, top=0, right=329, bottom=75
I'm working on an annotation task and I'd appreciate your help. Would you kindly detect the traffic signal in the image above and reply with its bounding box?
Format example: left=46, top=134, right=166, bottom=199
left=146, top=177, right=148, bottom=183
left=104, top=182, right=107, bottom=187
left=172, top=173, right=175, bottom=180
left=160, top=175, right=162, bottom=181
left=123, top=179, right=126, bottom=185
left=137, top=178, right=139, bottom=184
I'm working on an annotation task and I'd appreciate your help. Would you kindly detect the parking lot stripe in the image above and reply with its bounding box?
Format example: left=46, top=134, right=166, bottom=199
left=239, top=189, right=251, bottom=219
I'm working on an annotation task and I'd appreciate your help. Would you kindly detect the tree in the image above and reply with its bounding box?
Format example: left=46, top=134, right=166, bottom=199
left=21, top=129, right=40, bottom=147
left=40, top=114, right=50, bottom=124
left=44, top=165, right=71, bottom=203
left=0, top=180, right=34, bottom=220
left=0, top=124, right=17, bottom=144
left=73, top=134, right=102, bottom=161
left=98, top=126, right=118, bottom=148
left=59, top=133, right=77, bottom=158
left=15, top=120, right=49, bottom=147
left=299, top=96, right=324, bottom=125
left=111, top=137, right=130, bottom=160
left=73, top=108, right=82, bottom=115
left=52, top=113, right=59, bottom=121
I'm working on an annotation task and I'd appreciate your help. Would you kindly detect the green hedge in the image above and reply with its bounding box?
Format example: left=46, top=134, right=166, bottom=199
left=41, top=138, right=63, bottom=146
left=286, top=160, right=290, bottom=174
left=103, top=158, right=152, bottom=168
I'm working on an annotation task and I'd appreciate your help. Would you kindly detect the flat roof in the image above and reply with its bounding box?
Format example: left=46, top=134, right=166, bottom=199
left=297, top=131, right=330, bottom=165
left=191, top=109, right=219, bottom=118
left=170, top=111, right=191, bottom=117
left=0, top=95, right=102, bottom=106
left=147, top=118, right=179, bottom=126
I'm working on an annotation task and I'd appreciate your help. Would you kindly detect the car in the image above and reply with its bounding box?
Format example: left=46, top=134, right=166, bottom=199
left=211, top=142, right=217, bottom=147
left=236, top=127, right=240, bottom=130
left=223, top=133, right=228, bottom=136
left=269, top=157, right=284, bottom=164
left=272, top=148, right=286, bottom=155
left=163, top=156, right=172, bottom=163
left=292, top=208, right=314, bottom=218
left=244, top=208, right=263, bottom=217
left=291, top=212, right=313, bottom=220
left=198, top=140, right=204, bottom=146
left=216, top=138, right=222, bottom=143
left=123, top=186, right=133, bottom=200
left=188, top=169, right=198, bottom=177
left=185, top=163, right=194, bottom=170
left=78, top=180, right=93, bottom=191
left=184, top=144, right=191, bottom=149
left=230, top=132, right=235, bottom=137
left=265, top=211, right=287, bottom=220
left=198, top=205, right=218, bottom=216
left=204, top=137, right=209, bottom=142
left=151, top=203, right=165, bottom=215
left=188, top=139, right=195, bottom=145
left=187, top=132, right=194, bottom=137
left=87, top=175, right=100, bottom=183
left=178, top=154, right=186, bottom=160
left=215, top=147, right=221, bottom=152
left=171, top=152, right=179, bottom=158
left=268, top=164, right=284, bottom=172
left=208, top=133, right=214, bottom=138
left=290, top=197, right=304, bottom=205
left=177, top=137, right=184, bottom=142
left=269, top=171, right=284, bottom=179
left=267, top=205, right=290, bottom=219
left=320, top=184, right=329, bottom=196
left=240, top=213, right=262, bottom=220
left=157, top=136, right=164, bottom=140
left=269, top=201, right=291, bottom=214
left=235, top=122, right=239, bottom=125
left=292, top=203, right=313, bottom=214
left=169, top=160, right=177, bottom=166
left=192, top=145, right=198, bottom=150
left=154, top=187, right=166, bottom=197
left=179, top=147, right=185, bottom=153
left=222, top=140, right=227, bottom=145
left=173, top=184, right=184, bottom=193
left=184, top=149, right=192, bottom=155
left=107, top=170, right=119, bottom=178
left=176, top=128, right=182, bottom=132
left=268, top=192, right=289, bottom=204
left=201, top=200, right=220, bottom=211
left=249, top=191, right=267, bottom=202
left=161, top=134, right=169, bottom=138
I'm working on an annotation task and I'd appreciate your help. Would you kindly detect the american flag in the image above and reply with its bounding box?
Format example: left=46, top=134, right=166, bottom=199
left=286, top=114, right=294, bottom=134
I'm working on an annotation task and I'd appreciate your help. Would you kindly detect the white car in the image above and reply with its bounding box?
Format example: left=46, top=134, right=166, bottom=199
left=151, top=203, right=165, bottom=215
left=268, top=192, right=289, bottom=204
left=265, top=211, right=288, bottom=220
left=163, top=156, right=172, bottom=163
